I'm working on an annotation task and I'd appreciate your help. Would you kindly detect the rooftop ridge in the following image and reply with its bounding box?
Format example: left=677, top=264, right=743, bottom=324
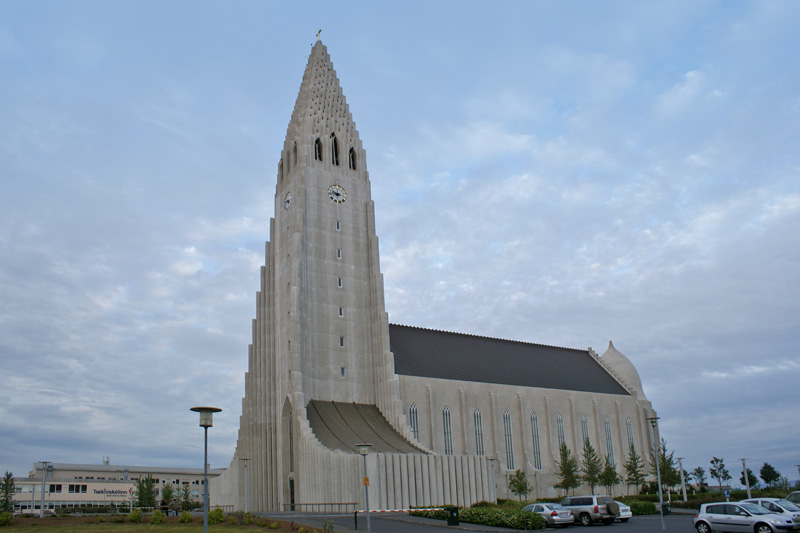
left=388, top=322, right=589, bottom=354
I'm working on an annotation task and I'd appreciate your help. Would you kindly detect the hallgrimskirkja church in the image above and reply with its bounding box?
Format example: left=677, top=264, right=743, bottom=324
left=210, top=40, right=658, bottom=512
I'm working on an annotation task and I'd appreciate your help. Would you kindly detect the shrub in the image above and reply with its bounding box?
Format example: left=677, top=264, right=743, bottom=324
left=629, top=500, right=658, bottom=515
left=129, top=508, right=143, bottom=523
left=0, top=512, right=13, bottom=526
left=267, top=522, right=280, bottom=529
left=411, top=505, right=545, bottom=529
left=208, top=508, right=225, bottom=525
left=149, top=509, right=165, bottom=524
left=179, top=510, right=193, bottom=523
left=321, top=518, right=335, bottom=532
left=111, top=515, right=126, bottom=523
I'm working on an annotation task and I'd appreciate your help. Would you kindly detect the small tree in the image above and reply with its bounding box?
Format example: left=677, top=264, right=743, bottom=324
left=134, top=474, right=157, bottom=509
left=740, top=468, right=760, bottom=489
left=691, top=466, right=707, bottom=492
left=161, top=483, right=175, bottom=512
left=509, top=469, right=532, bottom=501
left=0, top=472, right=15, bottom=513
left=651, top=439, right=680, bottom=495
left=709, top=457, right=731, bottom=492
left=180, top=484, right=193, bottom=511
left=599, top=456, right=621, bottom=495
left=623, top=445, right=646, bottom=495
left=554, top=442, right=581, bottom=496
left=760, top=463, right=781, bottom=488
left=581, top=439, right=603, bottom=494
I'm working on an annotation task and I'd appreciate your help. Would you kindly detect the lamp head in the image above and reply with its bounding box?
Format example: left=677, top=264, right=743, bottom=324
left=191, top=406, right=222, bottom=427
left=354, top=443, right=372, bottom=456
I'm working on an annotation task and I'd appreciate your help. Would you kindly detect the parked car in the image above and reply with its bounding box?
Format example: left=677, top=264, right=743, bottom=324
left=523, top=502, right=575, bottom=527
left=741, top=498, right=800, bottom=522
left=693, top=502, right=800, bottom=533
left=787, top=492, right=800, bottom=506
left=614, top=501, right=632, bottom=522
left=560, top=494, right=618, bottom=526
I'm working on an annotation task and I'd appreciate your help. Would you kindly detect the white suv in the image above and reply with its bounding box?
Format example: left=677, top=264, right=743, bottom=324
left=560, top=494, right=618, bottom=526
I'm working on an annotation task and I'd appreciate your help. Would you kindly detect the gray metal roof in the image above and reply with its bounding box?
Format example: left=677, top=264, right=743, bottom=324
left=390, top=324, right=630, bottom=396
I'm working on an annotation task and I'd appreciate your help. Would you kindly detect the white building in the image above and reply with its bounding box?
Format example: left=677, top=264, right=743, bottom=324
left=208, top=39, right=659, bottom=512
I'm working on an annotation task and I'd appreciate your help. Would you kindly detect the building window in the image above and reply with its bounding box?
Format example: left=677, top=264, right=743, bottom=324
left=503, top=410, right=514, bottom=470
left=349, top=147, right=357, bottom=170
left=581, top=415, right=589, bottom=443
left=336, top=220, right=341, bottom=230
left=531, top=413, right=542, bottom=470
left=338, top=307, right=343, bottom=317
left=474, top=409, right=484, bottom=456
left=626, top=418, right=635, bottom=449
left=339, top=336, right=344, bottom=347
left=314, top=137, right=323, bottom=161
left=337, top=248, right=341, bottom=259
left=337, top=277, right=342, bottom=287
left=292, top=142, right=297, bottom=165
left=331, top=133, right=339, bottom=166
left=443, top=406, right=453, bottom=455
left=605, top=416, right=615, bottom=466
left=409, top=404, right=419, bottom=441
left=48, top=484, right=62, bottom=493
left=340, top=367, right=345, bottom=377
left=68, top=484, right=87, bottom=494
left=557, top=414, right=565, bottom=446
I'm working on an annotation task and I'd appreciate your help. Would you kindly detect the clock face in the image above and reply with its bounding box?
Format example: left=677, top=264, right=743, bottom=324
left=284, top=192, right=292, bottom=210
left=328, top=185, right=346, bottom=203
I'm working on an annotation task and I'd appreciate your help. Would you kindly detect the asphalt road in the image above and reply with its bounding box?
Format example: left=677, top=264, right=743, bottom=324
left=262, top=511, right=696, bottom=533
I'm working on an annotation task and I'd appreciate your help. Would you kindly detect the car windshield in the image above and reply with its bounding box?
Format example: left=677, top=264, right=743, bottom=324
left=740, top=503, right=769, bottom=515
left=777, top=500, right=800, bottom=511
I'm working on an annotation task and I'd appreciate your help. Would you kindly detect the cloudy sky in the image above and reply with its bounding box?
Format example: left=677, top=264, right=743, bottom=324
left=2, top=1, right=798, bottom=486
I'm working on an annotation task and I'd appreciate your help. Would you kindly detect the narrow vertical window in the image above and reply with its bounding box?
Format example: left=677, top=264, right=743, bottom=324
left=581, top=415, right=589, bottom=443
left=336, top=248, right=341, bottom=259
left=605, top=416, right=615, bottom=466
left=339, top=336, right=344, bottom=347
left=474, top=409, right=484, bottom=456
left=336, top=220, right=341, bottom=231
left=314, top=137, right=323, bottom=161
left=340, top=367, right=345, bottom=377
left=348, top=147, right=357, bottom=170
left=503, top=410, right=514, bottom=470
left=409, top=404, right=419, bottom=441
left=330, top=133, right=339, bottom=166
left=337, top=277, right=342, bottom=287
left=626, top=418, right=634, bottom=449
left=292, top=142, right=297, bottom=165
left=557, top=414, right=565, bottom=446
left=443, top=407, right=453, bottom=455
left=338, top=307, right=343, bottom=317
left=531, top=413, right=542, bottom=470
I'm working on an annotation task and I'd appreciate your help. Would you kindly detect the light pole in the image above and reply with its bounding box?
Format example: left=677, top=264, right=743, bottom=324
left=677, top=458, right=687, bottom=502
left=355, top=443, right=372, bottom=533
left=647, top=417, right=665, bottom=532
left=239, top=458, right=249, bottom=513
left=191, top=406, right=221, bottom=533
left=740, top=458, right=751, bottom=499
left=39, top=461, right=50, bottom=518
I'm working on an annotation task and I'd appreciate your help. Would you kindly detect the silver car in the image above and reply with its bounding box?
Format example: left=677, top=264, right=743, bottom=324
left=742, top=498, right=800, bottom=522
left=693, top=502, right=800, bottom=533
left=615, top=501, right=632, bottom=522
left=523, top=502, right=575, bottom=527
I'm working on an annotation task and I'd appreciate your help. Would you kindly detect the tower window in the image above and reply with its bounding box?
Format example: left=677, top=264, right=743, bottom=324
left=504, top=410, right=514, bottom=469
left=336, top=220, right=341, bottom=231
left=337, top=277, right=342, bottom=287
left=339, top=336, right=344, bottom=347
left=331, top=133, right=339, bottom=166
left=531, top=413, right=542, bottom=470
left=340, top=367, right=345, bottom=377
left=314, top=137, right=323, bottom=161
left=557, top=414, right=565, bottom=446
left=338, top=307, right=343, bottom=317
left=409, top=404, right=420, bottom=441
left=443, top=407, right=453, bottom=455
left=474, top=409, right=484, bottom=456
left=292, top=142, right=297, bottom=165
left=336, top=248, right=341, bottom=259
left=348, top=147, right=357, bottom=170
left=581, top=415, right=589, bottom=443
left=605, top=416, right=615, bottom=466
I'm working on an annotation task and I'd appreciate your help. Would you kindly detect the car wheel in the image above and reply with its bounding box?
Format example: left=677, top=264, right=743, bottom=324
left=755, top=524, right=774, bottom=533
left=580, top=513, right=593, bottom=526
left=620, top=518, right=629, bottom=522
left=695, top=521, right=711, bottom=533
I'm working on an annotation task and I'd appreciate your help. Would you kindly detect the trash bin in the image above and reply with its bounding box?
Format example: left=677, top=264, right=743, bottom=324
left=446, top=506, right=459, bottom=526
left=662, top=503, right=671, bottom=516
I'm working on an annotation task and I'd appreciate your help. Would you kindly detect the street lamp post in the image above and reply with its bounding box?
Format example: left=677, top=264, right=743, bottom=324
left=740, top=458, right=751, bottom=499
left=191, top=406, right=222, bottom=533
left=677, top=458, right=687, bottom=502
left=239, top=458, right=249, bottom=513
left=355, top=443, right=372, bottom=533
left=647, top=417, right=665, bottom=532
left=39, top=461, right=50, bottom=518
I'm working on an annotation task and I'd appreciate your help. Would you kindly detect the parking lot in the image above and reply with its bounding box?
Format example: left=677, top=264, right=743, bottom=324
left=263, top=510, right=696, bottom=533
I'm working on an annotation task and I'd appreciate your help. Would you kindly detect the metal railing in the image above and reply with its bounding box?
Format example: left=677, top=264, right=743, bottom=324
left=281, top=502, right=358, bottom=513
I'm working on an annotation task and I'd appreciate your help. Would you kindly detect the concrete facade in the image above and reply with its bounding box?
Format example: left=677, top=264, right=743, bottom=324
left=210, top=40, right=658, bottom=512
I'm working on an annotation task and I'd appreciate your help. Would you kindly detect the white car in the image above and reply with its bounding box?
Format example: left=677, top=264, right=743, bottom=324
left=615, top=501, right=632, bottom=522
left=741, top=498, right=800, bottom=522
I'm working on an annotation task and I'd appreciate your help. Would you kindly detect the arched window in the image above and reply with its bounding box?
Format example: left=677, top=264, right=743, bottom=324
left=556, top=414, right=565, bottom=446
left=348, top=147, right=357, bottom=170
left=581, top=415, right=589, bottom=443
left=626, top=418, right=634, bottom=449
left=408, top=404, right=419, bottom=441
left=531, top=413, right=542, bottom=470
left=474, top=409, right=484, bottom=456
left=314, top=137, right=323, bottom=161
left=443, top=407, right=453, bottom=455
left=503, top=410, right=514, bottom=470
left=604, top=416, right=615, bottom=466
left=330, top=133, right=339, bottom=166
